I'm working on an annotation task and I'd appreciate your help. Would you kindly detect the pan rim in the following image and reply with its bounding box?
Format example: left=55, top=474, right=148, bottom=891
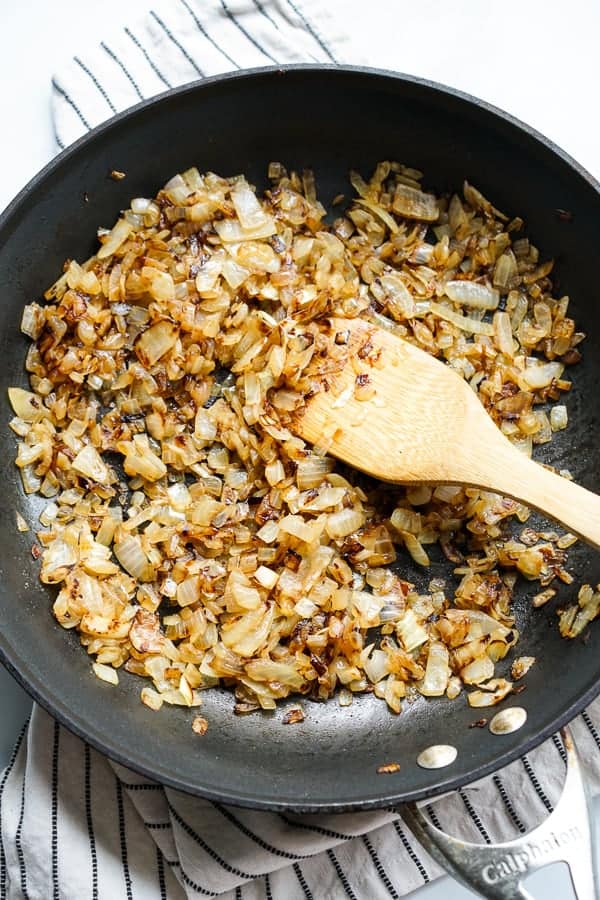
left=1, top=63, right=600, bottom=813
left=3, top=63, right=600, bottom=225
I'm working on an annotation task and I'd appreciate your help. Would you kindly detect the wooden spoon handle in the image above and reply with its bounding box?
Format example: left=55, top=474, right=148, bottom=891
left=475, top=439, right=600, bottom=550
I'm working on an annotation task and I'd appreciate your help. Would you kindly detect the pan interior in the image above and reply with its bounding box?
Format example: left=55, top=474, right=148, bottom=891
left=1, top=67, right=599, bottom=811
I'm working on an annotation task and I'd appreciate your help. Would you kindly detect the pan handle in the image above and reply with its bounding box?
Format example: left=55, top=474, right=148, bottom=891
left=401, top=727, right=597, bottom=900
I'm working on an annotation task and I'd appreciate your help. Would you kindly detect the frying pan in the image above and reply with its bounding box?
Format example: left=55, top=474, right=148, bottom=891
left=1, top=67, right=600, bottom=824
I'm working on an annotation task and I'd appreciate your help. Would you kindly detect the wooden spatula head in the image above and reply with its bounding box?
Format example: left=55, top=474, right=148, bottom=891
left=294, top=317, right=497, bottom=486
left=292, top=317, right=600, bottom=550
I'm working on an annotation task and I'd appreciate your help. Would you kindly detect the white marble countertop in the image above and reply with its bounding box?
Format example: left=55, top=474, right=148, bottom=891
left=1, top=1, right=599, bottom=897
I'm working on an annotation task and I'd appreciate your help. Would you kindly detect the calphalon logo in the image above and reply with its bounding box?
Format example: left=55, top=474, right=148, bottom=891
left=481, top=826, right=582, bottom=884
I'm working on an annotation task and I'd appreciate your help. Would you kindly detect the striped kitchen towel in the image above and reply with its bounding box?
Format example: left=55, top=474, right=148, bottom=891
left=3, top=702, right=600, bottom=899
left=51, top=0, right=350, bottom=147
left=2, top=0, right=600, bottom=897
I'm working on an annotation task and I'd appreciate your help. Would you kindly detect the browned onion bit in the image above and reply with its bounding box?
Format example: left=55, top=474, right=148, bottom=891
left=192, top=716, right=209, bottom=735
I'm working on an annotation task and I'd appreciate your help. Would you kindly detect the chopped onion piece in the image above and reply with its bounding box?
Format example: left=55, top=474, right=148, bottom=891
left=246, top=659, right=305, bottom=689
left=177, top=576, right=201, bottom=608
left=493, top=311, right=514, bottom=357
left=16, top=512, right=29, bottom=533
left=550, top=405, right=568, bottom=431
left=354, top=199, right=399, bottom=233
left=97, top=219, right=133, bottom=259
left=429, top=302, right=495, bottom=335
left=92, top=663, right=119, bottom=685
left=114, top=534, right=155, bottom=582
left=230, top=181, right=271, bottom=230
left=461, top=655, right=494, bottom=685
left=397, top=608, right=428, bottom=651
left=254, top=566, right=278, bottom=589
left=214, top=218, right=276, bottom=242
left=363, top=648, right=390, bottom=684
left=71, top=445, right=110, bottom=485
left=467, top=680, right=513, bottom=707
left=520, top=360, right=564, bottom=390
left=392, top=184, right=439, bottom=221
left=141, top=687, right=163, bottom=710
left=135, top=321, right=178, bottom=366
left=143, top=268, right=175, bottom=303
left=511, top=656, right=535, bottom=680
left=195, top=254, right=223, bottom=292
left=420, top=642, right=450, bottom=696
left=559, top=584, right=600, bottom=638
left=401, top=532, right=430, bottom=567
left=380, top=273, right=415, bottom=319
left=223, top=257, right=251, bottom=289
left=326, top=508, right=364, bottom=539
left=8, top=387, right=44, bottom=422
left=39, top=502, right=58, bottom=526
left=221, top=603, right=275, bottom=657
left=21, top=303, right=45, bottom=339
left=41, top=538, right=78, bottom=583
left=445, top=281, right=500, bottom=310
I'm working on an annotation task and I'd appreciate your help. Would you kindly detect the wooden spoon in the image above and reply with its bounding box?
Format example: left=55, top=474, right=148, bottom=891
left=292, top=317, right=600, bottom=549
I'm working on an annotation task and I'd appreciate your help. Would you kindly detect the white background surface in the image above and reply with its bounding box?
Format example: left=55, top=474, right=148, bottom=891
left=1, top=1, right=599, bottom=897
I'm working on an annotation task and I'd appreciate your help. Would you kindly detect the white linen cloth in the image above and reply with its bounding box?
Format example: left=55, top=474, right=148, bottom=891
left=1, top=1, right=600, bottom=897
left=3, top=702, right=600, bottom=899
